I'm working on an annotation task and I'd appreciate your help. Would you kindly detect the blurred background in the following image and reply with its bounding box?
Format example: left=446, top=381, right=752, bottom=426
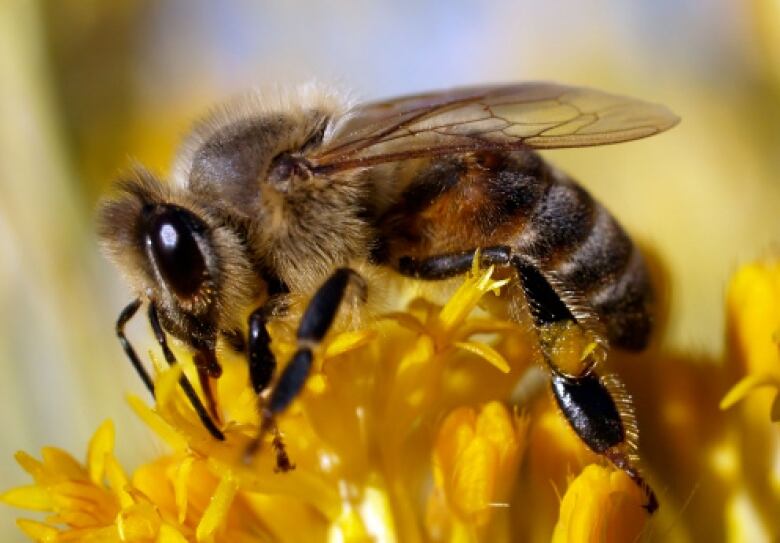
left=1, top=0, right=778, bottom=540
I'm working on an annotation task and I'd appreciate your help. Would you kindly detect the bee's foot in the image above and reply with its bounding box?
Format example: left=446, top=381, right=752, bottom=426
left=272, top=433, right=295, bottom=473
left=245, top=409, right=295, bottom=472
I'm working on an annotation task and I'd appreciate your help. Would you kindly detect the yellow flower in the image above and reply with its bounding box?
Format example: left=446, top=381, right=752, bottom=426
left=552, top=464, right=648, bottom=543
left=9, top=258, right=780, bottom=541
left=426, top=401, right=529, bottom=541
left=1, top=420, right=178, bottom=541
left=721, top=260, right=780, bottom=418
left=4, top=265, right=536, bottom=542
left=720, top=259, right=780, bottom=539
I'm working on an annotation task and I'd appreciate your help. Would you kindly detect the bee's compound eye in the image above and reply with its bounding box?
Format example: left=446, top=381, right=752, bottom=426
left=146, top=207, right=208, bottom=299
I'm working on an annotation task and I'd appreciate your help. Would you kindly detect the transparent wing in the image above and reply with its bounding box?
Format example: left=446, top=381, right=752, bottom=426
left=310, top=82, right=678, bottom=173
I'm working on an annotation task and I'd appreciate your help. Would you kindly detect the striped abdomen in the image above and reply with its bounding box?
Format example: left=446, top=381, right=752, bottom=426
left=376, top=149, right=652, bottom=350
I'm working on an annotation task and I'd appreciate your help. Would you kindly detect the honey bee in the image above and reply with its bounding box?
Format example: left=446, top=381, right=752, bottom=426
left=98, top=82, right=677, bottom=510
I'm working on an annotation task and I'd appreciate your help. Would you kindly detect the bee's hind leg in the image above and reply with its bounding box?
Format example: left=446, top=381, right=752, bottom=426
left=396, top=248, right=658, bottom=513
left=513, top=255, right=658, bottom=513
left=248, top=268, right=366, bottom=470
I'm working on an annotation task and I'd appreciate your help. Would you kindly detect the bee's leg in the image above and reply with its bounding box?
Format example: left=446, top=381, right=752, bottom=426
left=245, top=300, right=293, bottom=470
left=397, top=246, right=512, bottom=279
left=396, top=249, right=657, bottom=512
left=512, top=255, right=657, bottom=513
left=247, top=277, right=290, bottom=397
left=148, top=303, right=225, bottom=441
left=115, top=298, right=155, bottom=396
left=551, top=372, right=658, bottom=513
left=253, top=268, right=365, bottom=470
left=193, top=347, right=222, bottom=424
left=248, top=308, right=276, bottom=394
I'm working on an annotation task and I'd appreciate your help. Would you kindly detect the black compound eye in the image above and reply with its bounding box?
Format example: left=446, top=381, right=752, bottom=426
left=146, top=206, right=208, bottom=299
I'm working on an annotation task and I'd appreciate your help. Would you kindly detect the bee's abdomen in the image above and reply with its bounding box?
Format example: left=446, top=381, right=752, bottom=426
left=514, top=171, right=652, bottom=350
left=378, top=151, right=653, bottom=350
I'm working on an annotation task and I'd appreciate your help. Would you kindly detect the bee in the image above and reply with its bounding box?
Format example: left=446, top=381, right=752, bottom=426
left=98, top=82, right=677, bottom=509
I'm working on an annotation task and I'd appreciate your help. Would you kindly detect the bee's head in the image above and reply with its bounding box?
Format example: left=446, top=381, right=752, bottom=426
left=97, top=168, right=258, bottom=343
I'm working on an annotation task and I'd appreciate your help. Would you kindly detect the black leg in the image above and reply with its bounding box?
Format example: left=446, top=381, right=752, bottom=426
left=398, top=246, right=511, bottom=279
left=513, top=256, right=656, bottom=513
left=147, top=303, right=225, bottom=441
left=269, top=268, right=365, bottom=413
left=514, top=257, right=577, bottom=327
left=115, top=298, right=154, bottom=396
left=245, top=295, right=294, bottom=470
left=193, top=348, right=222, bottom=424
left=248, top=276, right=291, bottom=394
left=251, top=268, right=365, bottom=467
left=552, top=373, right=658, bottom=513
left=248, top=305, right=279, bottom=395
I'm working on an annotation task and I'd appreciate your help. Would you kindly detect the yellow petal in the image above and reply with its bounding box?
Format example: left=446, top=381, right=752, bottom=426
left=174, top=456, right=194, bottom=524
left=727, top=261, right=780, bottom=375
left=434, top=407, right=477, bottom=486
left=156, top=364, right=184, bottom=409
left=450, top=435, right=498, bottom=526
left=324, top=329, right=376, bottom=358
left=474, top=401, right=521, bottom=468
left=454, top=341, right=511, bottom=373
left=41, top=447, right=87, bottom=481
left=380, top=311, right=427, bottom=334
left=0, top=485, right=53, bottom=510
left=14, top=451, right=45, bottom=482
left=432, top=402, right=527, bottom=530
left=552, top=464, right=648, bottom=543
left=126, top=395, right=188, bottom=451
left=117, top=502, right=160, bottom=541
left=105, top=453, right=134, bottom=509
left=196, top=470, right=237, bottom=543
left=158, top=523, right=189, bottom=543
left=16, top=518, right=59, bottom=541
left=438, top=269, right=495, bottom=333
left=87, top=420, right=115, bottom=485
left=720, top=372, right=780, bottom=410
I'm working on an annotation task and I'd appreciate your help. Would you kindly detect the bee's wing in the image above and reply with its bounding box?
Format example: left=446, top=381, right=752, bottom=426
left=311, top=82, right=678, bottom=172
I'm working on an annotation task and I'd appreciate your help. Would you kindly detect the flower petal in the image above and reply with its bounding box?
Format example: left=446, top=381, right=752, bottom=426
left=174, top=456, right=194, bottom=524
left=87, top=420, right=115, bottom=485
left=196, top=470, right=237, bottom=543
left=158, top=523, right=189, bottom=543
left=324, top=329, right=376, bottom=358
left=41, top=447, right=87, bottom=481
left=454, top=341, right=511, bottom=373
left=126, top=395, right=188, bottom=451
left=156, top=364, right=184, bottom=409
left=0, top=485, right=53, bottom=510
left=16, top=518, right=59, bottom=541
left=552, top=464, right=648, bottom=543
left=720, top=372, right=780, bottom=410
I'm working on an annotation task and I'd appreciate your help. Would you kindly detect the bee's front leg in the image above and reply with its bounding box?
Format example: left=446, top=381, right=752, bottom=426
left=147, top=303, right=225, bottom=441
left=248, top=268, right=366, bottom=470
left=115, top=298, right=155, bottom=395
